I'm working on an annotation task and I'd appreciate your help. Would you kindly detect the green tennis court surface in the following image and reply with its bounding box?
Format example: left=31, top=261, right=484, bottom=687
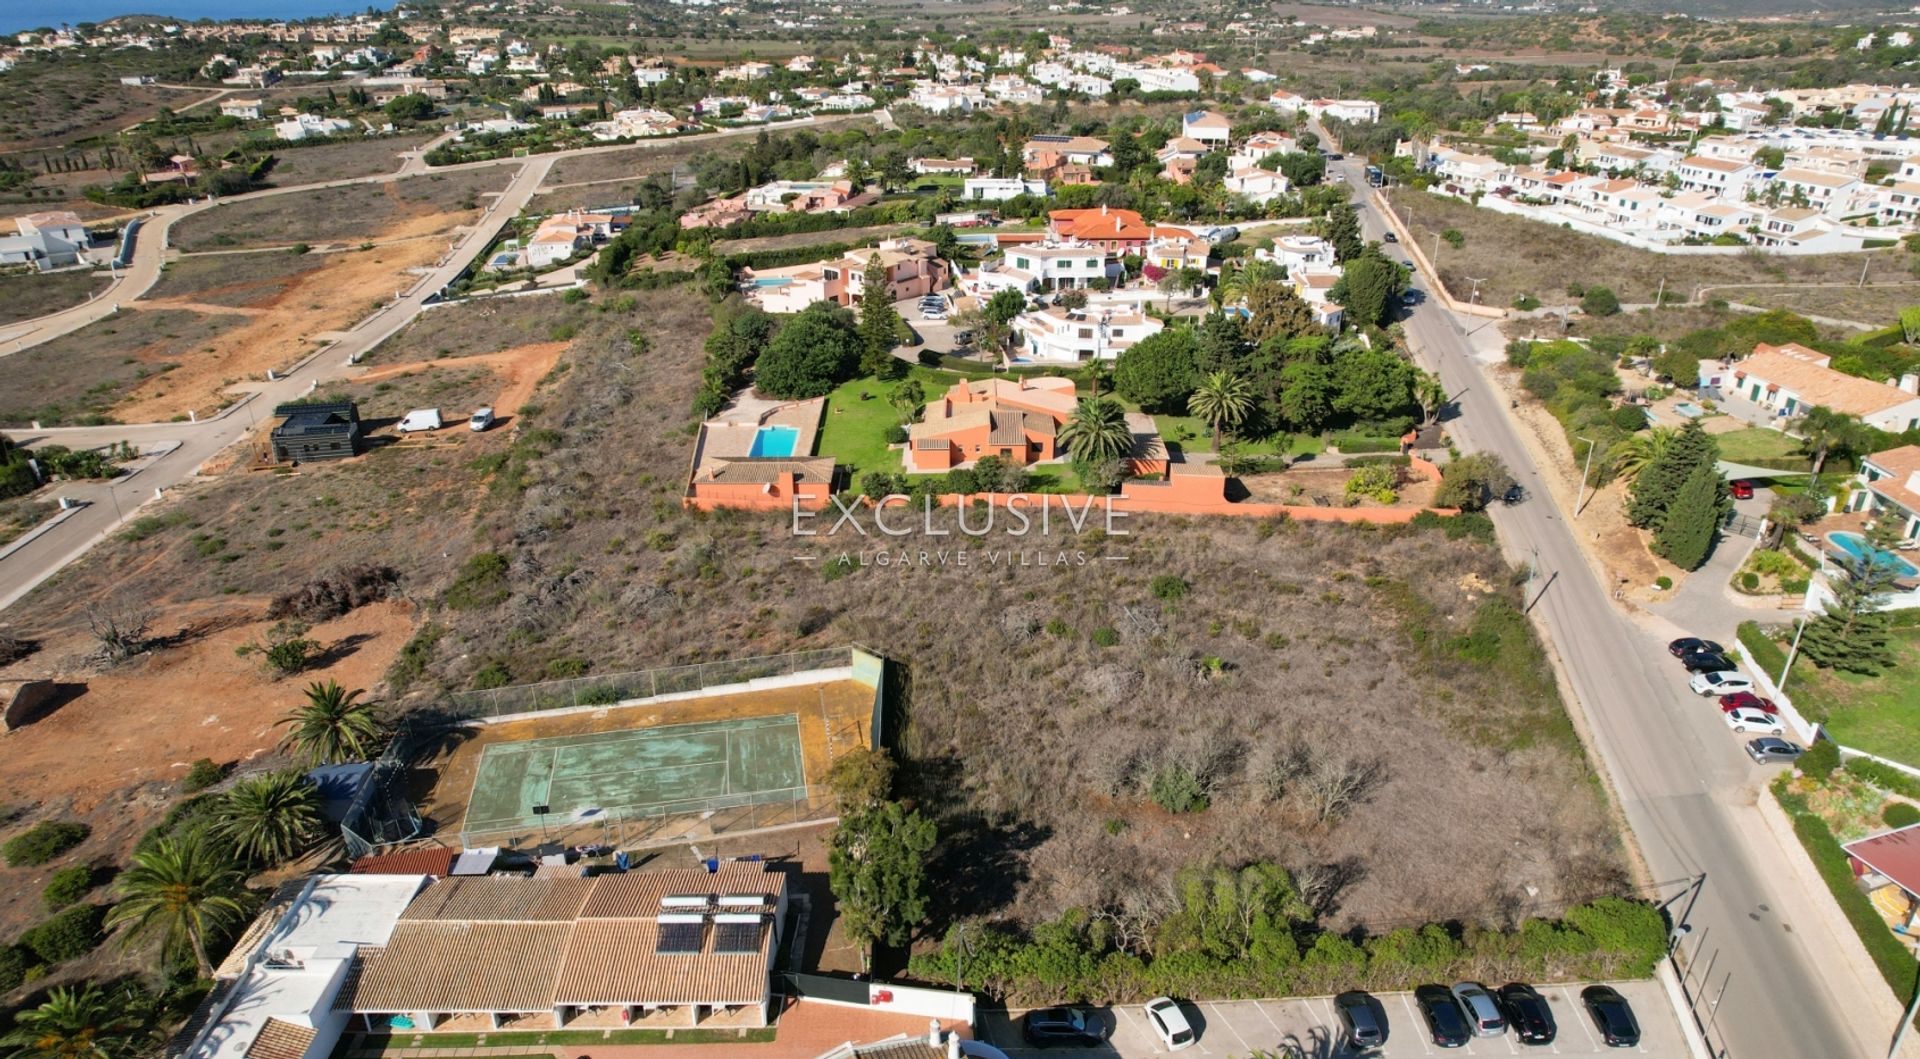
left=464, top=714, right=807, bottom=831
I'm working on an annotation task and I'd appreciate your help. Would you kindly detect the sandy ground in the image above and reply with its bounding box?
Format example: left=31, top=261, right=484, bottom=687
left=112, top=237, right=449, bottom=422
left=349, top=340, right=570, bottom=417
left=0, top=598, right=417, bottom=812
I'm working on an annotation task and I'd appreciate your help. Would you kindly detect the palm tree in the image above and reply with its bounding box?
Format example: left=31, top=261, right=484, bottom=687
left=105, top=834, right=248, bottom=979
left=1187, top=372, right=1255, bottom=452
left=217, top=771, right=321, bottom=866
left=1609, top=426, right=1678, bottom=480
left=1079, top=358, right=1112, bottom=399
left=888, top=379, right=925, bottom=425
left=1413, top=370, right=1448, bottom=427
left=279, top=680, right=379, bottom=766
left=1793, top=405, right=1868, bottom=476
left=2, top=986, right=137, bottom=1059
left=1055, top=398, right=1134, bottom=464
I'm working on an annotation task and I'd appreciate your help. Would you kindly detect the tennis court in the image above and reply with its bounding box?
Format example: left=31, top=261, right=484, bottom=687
left=463, top=713, right=808, bottom=833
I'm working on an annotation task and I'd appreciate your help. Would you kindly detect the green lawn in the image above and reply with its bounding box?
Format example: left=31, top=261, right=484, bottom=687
left=815, top=366, right=985, bottom=481
left=1713, top=427, right=1810, bottom=467
left=1803, top=629, right=1920, bottom=767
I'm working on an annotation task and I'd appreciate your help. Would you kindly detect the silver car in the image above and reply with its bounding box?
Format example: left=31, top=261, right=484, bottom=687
left=1451, top=982, right=1507, bottom=1038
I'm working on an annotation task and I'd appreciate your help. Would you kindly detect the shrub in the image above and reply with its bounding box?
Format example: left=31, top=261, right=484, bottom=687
left=1344, top=464, right=1399, bottom=504
left=1741, top=571, right=1761, bottom=591
left=472, top=661, right=513, bottom=689
left=1654, top=576, right=1672, bottom=591
left=1799, top=736, right=1840, bottom=780
left=3, top=821, right=89, bottom=867
left=183, top=758, right=224, bottom=793
left=1580, top=287, right=1621, bottom=317
left=0, top=944, right=24, bottom=992
left=1150, top=575, right=1189, bottom=601
left=1884, top=803, right=1920, bottom=829
left=1091, top=627, right=1120, bottom=647
left=42, top=865, right=95, bottom=911
left=1610, top=405, right=1648, bottom=432
left=1847, top=757, right=1920, bottom=800
left=445, top=551, right=511, bottom=609
left=18, top=903, right=105, bottom=965
left=1736, top=621, right=1787, bottom=676
left=885, top=424, right=908, bottom=444
left=260, top=625, right=320, bottom=677
left=267, top=564, right=400, bottom=623
left=1776, top=781, right=1918, bottom=1006
left=1148, top=765, right=1208, bottom=813
left=1512, top=294, right=1540, bottom=311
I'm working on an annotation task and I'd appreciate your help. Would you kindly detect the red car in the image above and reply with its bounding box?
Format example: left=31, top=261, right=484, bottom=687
left=1731, top=480, right=1755, bottom=500
left=1720, top=691, right=1778, bottom=714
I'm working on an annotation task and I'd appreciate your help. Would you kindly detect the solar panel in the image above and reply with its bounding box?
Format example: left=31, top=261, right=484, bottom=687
left=656, top=914, right=705, bottom=954
left=712, top=914, right=764, bottom=954
left=719, top=894, right=769, bottom=908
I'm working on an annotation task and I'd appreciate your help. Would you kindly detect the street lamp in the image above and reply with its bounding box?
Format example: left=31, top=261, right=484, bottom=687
left=1464, top=275, right=1486, bottom=305
left=1574, top=435, right=1598, bottom=517
left=1778, top=612, right=1810, bottom=693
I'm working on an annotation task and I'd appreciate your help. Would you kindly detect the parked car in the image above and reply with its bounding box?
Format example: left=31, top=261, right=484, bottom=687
left=1691, top=671, right=1755, bottom=696
left=920, top=310, right=948, bottom=321
left=1580, top=985, right=1641, bottom=1047
left=1681, top=651, right=1736, bottom=674
left=1503, top=483, right=1526, bottom=505
left=1719, top=692, right=1778, bottom=714
left=1450, top=982, right=1506, bottom=1038
left=1746, top=737, right=1806, bottom=764
left=1327, top=152, right=1345, bottom=161
left=1022, top=1006, right=1105, bottom=1046
left=953, top=329, right=975, bottom=345
left=1731, top=479, right=1755, bottom=500
left=1414, top=984, right=1470, bottom=1049
left=396, top=408, right=441, bottom=432
left=1668, top=637, right=1726, bottom=658
left=1497, top=983, right=1556, bottom=1045
left=1335, top=990, right=1387, bottom=1051
left=468, top=407, right=495, bottom=432
left=1725, top=707, right=1784, bottom=734
left=1144, top=997, right=1196, bottom=1051
left=1384, top=231, right=1399, bottom=242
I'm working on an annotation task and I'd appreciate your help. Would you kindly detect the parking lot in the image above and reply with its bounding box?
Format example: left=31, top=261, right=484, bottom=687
left=976, top=980, right=1687, bottom=1058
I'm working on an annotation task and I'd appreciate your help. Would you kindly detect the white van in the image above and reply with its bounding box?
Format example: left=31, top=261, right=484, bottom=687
left=469, top=407, right=495, bottom=432
left=397, top=408, right=442, bottom=432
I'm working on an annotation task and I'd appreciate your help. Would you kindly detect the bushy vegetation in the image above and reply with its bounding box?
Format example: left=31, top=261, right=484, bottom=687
left=18, top=902, right=106, bottom=965
left=42, top=865, right=97, bottom=911
left=1775, top=778, right=1920, bottom=1010
left=909, top=862, right=1666, bottom=1005
left=3, top=820, right=90, bottom=867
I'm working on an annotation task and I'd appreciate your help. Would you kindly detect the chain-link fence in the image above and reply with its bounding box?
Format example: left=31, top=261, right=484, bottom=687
left=445, top=646, right=857, bottom=720
left=456, top=786, right=840, bottom=852
left=339, top=722, right=426, bottom=860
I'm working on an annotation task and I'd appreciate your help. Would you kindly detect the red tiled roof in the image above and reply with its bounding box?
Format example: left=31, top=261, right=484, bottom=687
left=1846, top=824, right=1920, bottom=894
left=350, top=848, right=458, bottom=876
left=245, top=1019, right=317, bottom=1059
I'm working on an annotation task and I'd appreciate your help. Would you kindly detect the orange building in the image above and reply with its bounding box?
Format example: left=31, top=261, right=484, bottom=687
left=906, top=377, right=1081, bottom=471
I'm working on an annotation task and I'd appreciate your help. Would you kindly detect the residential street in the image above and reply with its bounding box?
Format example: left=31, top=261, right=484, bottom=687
left=1328, top=144, right=1906, bottom=1059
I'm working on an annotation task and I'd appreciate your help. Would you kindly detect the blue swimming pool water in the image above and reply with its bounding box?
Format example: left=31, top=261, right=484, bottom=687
left=749, top=425, right=801, bottom=458
left=1828, top=531, right=1920, bottom=577
left=752, top=277, right=793, bottom=287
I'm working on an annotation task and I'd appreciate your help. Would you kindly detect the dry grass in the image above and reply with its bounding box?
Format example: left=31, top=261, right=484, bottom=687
left=1391, top=190, right=1903, bottom=310
left=0, top=308, right=245, bottom=426
left=0, top=496, right=55, bottom=548
left=146, top=251, right=332, bottom=307
left=170, top=169, right=509, bottom=252
left=369, top=293, right=589, bottom=364
left=713, top=223, right=913, bottom=255
left=261, top=132, right=438, bottom=186
left=1711, top=284, right=1920, bottom=330
left=0, top=270, right=109, bottom=326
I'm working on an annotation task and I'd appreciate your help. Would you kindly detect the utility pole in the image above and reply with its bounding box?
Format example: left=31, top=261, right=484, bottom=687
left=1860, top=255, right=1871, bottom=288
left=1465, top=275, right=1486, bottom=304
left=1779, top=612, right=1810, bottom=692
left=1655, top=276, right=1666, bottom=308
left=1575, top=435, right=1598, bottom=517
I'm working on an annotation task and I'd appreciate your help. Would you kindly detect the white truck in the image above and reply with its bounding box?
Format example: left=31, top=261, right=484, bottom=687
left=396, top=408, right=442, bottom=432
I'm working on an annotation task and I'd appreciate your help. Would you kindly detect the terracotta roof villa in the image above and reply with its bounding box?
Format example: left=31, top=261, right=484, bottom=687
left=335, top=865, right=790, bottom=1031
left=1732, top=343, right=1920, bottom=433
left=906, top=377, right=1078, bottom=472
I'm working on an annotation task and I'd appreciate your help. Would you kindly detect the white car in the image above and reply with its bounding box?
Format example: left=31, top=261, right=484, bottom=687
left=1725, top=707, right=1783, bottom=735
left=1144, top=997, right=1196, bottom=1051
left=1690, top=671, right=1754, bottom=697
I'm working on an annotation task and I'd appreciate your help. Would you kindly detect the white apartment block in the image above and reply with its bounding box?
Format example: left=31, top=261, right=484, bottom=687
left=1014, top=305, right=1164, bottom=363
left=1674, top=155, right=1760, bottom=198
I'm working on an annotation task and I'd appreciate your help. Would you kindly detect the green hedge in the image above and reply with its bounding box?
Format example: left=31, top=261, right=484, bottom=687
left=1329, top=434, right=1403, bottom=454
left=1846, top=757, right=1920, bottom=801
left=17, top=903, right=105, bottom=965
left=1889, top=608, right=1920, bottom=629
left=1774, top=780, right=1919, bottom=1008
left=1737, top=620, right=1787, bottom=677
left=2, top=820, right=90, bottom=867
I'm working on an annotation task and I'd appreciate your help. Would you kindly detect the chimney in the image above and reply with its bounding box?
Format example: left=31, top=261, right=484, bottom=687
left=928, top=1020, right=941, bottom=1048
left=1901, top=372, right=1919, bottom=395
left=947, top=1030, right=962, bottom=1059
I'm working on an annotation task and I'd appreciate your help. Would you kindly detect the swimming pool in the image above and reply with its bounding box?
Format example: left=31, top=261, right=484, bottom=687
left=1827, top=531, right=1920, bottom=578
left=748, top=425, right=801, bottom=458
left=752, top=277, right=793, bottom=287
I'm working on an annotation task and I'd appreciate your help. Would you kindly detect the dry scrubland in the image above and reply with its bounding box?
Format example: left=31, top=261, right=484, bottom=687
left=372, top=292, right=585, bottom=363
left=169, top=168, right=509, bottom=251
left=259, top=132, right=437, bottom=185
left=1711, top=284, right=1920, bottom=329
left=1391, top=190, right=1898, bottom=310
left=0, top=270, right=109, bottom=326
left=0, top=308, right=245, bottom=426
left=6, top=288, right=1624, bottom=938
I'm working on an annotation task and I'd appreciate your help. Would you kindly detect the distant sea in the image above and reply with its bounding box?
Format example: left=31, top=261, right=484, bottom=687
left=4, top=1, right=388, bottom=34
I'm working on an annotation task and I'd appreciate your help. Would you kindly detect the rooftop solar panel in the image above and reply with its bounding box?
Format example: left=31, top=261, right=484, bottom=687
left=712, top=916, right=764, bottom=954
left=656, top=914, right=705, bottom=954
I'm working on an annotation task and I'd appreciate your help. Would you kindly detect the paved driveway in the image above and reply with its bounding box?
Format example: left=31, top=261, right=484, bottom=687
left=978, top=981, right=1686, bottom=1058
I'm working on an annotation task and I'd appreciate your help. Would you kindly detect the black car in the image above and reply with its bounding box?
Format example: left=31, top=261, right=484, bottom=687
left=1497, top=983, right=1556, bottom=1045
left=1327, top=152, right=1345, bottom=161
left=1581, top=985, right=1640, bottom=1048
left=1415, top=984, right=1470, bottom=1048
left=1335, top=990, right=1387, bottom=1051
left=1681, top=651, right=1736, bottom=674
left=1668, top=637, right=1726, bottom=658
left=1503, top=483, right=1526, bottom=505
left=1384, top=231, right=1399, bottom=243
left=1021, top=1006, right=1105, bottom=1046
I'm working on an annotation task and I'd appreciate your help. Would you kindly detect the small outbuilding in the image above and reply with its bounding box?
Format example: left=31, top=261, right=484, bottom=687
left=271, top=401, right=364, bottom=462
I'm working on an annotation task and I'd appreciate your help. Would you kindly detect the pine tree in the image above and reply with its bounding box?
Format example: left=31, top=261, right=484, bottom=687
left=857, top=255, right=904, bottom=380
left=1628, top=417, right=1716, bottom=528
left=1652, top=458, right=1724, bottom=570
left=1800, top=524, right=1901, bottom=674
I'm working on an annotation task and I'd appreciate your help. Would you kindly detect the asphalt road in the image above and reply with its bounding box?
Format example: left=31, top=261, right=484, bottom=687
left=1322, top=143, right=1890, bottom=1059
